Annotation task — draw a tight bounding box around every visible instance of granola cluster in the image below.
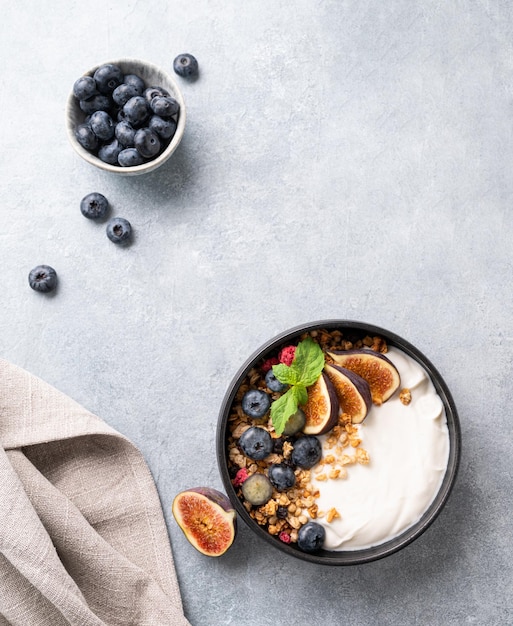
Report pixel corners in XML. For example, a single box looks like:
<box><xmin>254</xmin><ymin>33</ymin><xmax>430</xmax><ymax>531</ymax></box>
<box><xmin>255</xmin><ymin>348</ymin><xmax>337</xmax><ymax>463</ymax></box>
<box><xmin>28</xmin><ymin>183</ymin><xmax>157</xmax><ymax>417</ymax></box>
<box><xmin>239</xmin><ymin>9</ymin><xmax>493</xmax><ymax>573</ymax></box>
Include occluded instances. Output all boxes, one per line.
<box><xmin>226</xmin><ymin>329</ymin><xmax>388</xmax><ymax>545</ymax></box>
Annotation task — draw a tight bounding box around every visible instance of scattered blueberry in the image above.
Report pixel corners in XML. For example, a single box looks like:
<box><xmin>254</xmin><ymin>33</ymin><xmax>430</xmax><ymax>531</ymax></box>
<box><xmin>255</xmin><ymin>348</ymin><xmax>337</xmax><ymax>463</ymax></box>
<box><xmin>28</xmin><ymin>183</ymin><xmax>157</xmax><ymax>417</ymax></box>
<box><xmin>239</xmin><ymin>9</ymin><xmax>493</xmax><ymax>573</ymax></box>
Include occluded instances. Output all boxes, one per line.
<box><xmin>89</xmin><ymin>110</ymin><xmax>115</xmax><ymax>141</ymax></box>
<box><xmin>98</xmin><ymin>138</ymin><xmax>123</xmax><ymax>165</ymax></box>
<box><xmin>173</xmin><ymin>53</ymin><xmax>199</xmax><ymax>78</ymax></box>
<box><xmin>28</xmin><ymin>265</ymin><xmax>57</xmax><ymax>293</ymax></box>
<box><xmin>297</xmin><ymin>522</ymin><xmax>326</xmax><ymax>553</ymax></box>
<box><xmin>276</xmin><ymin>506</ymin><xmax>289</xmax><ymax>519</ymax></box>
<box><xmin>265</xmin><ymin>369</ymin><xmax>287</xmax><ymax>393</ymax></box>
<box><xmin>93</xmin><ymin>63</ymin><xmax>123</xmax><ymax>94</ymax></box>
<box><xmin>238</xmin><ymin>426</ymin><xmax>273</xmax><ymax>460</ymax></box>
<box><xmin>241</xmin><ymin>389</ymin><xmax>271</xmax><ymax>419</ymax></box>
<box><xmin>80</xmin><ymin>192</ymin><xmax>109</xmax><ymax>220</ymax></box>
<box><xmin>106</xmin><ymin>217</ymin><xmax>132</xmax><ymax>244</ymax></box>
<box><xmin>282</xmin><ymin>408</ymin><xmax>306</xmax><ymax>436</ymax></box>
<box><xmin>75</xmin><ymin>123</ymin><xmax>98</xmax><ymax>151</ymax></box>
<box><xmin>134</xmin><ymin>128</ymin><xmax>161</xmax><ymax>158</ymax></box>
<box><xmin>291</xmin><ymin>436</ymin><xmax>322</xmax><ymax>469</ymax></box>
<box><xmin>150</xmin><ymin>95</ymin><xmax>180</xmax><ymax>117</ymax></box>
<box><xmin>268</xmin><ymin>463</ymin><xmax>296</xmax><ymax>491</ymax></box>
<box><xmin>118</xmin><ymin>147</ymin><xmax>144</xmax><ymax>167</ymax></box>
<box><xmin>73</xmin><ymin>76</ymin><xmax>97</xmax><ymax>100</ymax></box>
<box><xmin>241</xmin><ymin>473</ymin><xmax>273</xmax><ymax>506</ymax></box>
<box><xmin>149</xmin><ymin>115</ymin><xmax>177</xmax><ymax>140</ymax></box>
<box><xmin>115</xmin><ymin>121</ymin><xmax>136</xmax><ymax>147</ymax></box>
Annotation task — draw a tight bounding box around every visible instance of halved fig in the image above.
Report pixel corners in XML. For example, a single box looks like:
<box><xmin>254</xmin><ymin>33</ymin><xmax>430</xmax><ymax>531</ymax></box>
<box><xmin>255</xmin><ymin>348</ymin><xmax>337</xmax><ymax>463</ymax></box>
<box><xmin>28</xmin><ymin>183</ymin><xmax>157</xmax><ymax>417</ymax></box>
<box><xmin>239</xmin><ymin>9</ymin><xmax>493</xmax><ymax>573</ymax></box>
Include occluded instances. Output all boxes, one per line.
<box><xmin>172</xmin><ymin>487</ymin><xmax>237</xmax><ymax>557</ymax></box>
<box><xmin>323</xmin><ymin>363</ymin><xmax>372</xmax><ymax>423</ymax></box>
<box><xmin>326</xmin><ymin>349</ymin><xmax>400</xmax><ymax>405</ymax></box>
<box><xmin>303</xmin><ymin>372</ymin><xmax>339</xmax><ymax>435</ymax></box>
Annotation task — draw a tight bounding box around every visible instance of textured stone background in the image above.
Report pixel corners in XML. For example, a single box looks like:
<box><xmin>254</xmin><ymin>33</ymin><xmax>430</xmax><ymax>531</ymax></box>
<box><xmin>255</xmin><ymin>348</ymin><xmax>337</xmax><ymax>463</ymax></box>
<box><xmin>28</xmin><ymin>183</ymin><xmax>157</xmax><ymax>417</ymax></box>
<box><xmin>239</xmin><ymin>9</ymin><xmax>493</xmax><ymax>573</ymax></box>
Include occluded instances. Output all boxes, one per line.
<box><xmin>2</xmin><ymin>1</ymin><xmax>512</xmax><ymax>624</ymax></box>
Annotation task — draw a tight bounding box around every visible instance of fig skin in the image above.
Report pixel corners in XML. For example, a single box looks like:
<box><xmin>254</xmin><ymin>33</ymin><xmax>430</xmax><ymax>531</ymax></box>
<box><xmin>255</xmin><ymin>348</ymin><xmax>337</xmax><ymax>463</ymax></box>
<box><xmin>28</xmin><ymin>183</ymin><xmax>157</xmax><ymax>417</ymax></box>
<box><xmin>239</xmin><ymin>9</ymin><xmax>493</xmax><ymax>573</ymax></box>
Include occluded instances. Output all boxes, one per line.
<box><xmin>303</xmin><ymin>372</ymin><xmax>339</xmax><ymax>435</ymax></box>
<box><xmin>172</xmin><ymin>487</ymin><xmax>237</xmax><ymax>557</ymax></box>
<box><xmin>323</xmin><ymin>363</ymin><xmax>372</xmax><ymax>424</ymax></box>
<box><xmin>327</xmin><ymin>349</ymin><xmax>400</xmax><ymax>405</ymax></box>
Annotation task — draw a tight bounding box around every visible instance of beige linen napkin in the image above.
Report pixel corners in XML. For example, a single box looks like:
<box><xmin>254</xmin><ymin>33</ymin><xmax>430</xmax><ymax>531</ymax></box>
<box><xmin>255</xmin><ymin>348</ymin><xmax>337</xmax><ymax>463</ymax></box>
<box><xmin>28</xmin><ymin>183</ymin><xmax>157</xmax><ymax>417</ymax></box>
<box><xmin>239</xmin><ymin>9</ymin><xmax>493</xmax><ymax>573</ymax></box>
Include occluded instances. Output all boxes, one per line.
<box><xmin>0</xmin><ymin>358</ymin><xmax>191</xmax><ymax>626</ymax></box>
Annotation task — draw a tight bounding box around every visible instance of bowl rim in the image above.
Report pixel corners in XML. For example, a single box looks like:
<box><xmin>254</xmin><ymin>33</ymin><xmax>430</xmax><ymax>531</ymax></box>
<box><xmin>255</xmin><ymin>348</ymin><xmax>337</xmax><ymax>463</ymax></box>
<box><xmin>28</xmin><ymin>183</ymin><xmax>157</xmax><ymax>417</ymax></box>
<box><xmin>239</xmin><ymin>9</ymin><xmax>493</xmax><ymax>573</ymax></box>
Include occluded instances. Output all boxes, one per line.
<box><xmin>66</xmin><ymin>57</ymin><xmax>186</xmax><ymax>176</ymax></box>
<box><xmin>216</xmin><ymin>319</ymin><xmax>462</xmax><ymax>565</ymax></box>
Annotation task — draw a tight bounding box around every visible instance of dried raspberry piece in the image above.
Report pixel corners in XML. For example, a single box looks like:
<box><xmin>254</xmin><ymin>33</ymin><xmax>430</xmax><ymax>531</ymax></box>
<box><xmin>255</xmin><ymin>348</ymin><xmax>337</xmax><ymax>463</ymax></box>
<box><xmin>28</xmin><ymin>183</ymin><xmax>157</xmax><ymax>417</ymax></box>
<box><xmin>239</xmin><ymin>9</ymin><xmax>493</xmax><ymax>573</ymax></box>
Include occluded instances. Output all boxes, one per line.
<box><xmin>278</xmin><ymin>531</ymin><xmax>291</xmax><ymax>544</ymax></box>
<box><xmin>232</xmin><ymin>468</ymin><xmax>249</xmax><ymax>487</ymax></box>
<box><xmin>278</xmin><ymin>346</ymin><xmax>296</xmax><ymax>366</ymax></box>
<box><xmin>261</xmin><ymin>357</ymin><xmax>279</xmax><ymax>372</ymax></box>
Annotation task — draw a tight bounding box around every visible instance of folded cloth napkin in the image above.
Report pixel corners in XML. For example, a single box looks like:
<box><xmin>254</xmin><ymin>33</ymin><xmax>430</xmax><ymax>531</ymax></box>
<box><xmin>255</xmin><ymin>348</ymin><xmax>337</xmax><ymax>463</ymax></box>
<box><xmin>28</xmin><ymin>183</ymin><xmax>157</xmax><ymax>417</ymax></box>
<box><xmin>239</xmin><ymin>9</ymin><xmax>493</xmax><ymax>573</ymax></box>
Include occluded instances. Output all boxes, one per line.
<box><xmin>0</xmin><ymin>358</ymin><xmax>191</xmax><ymax>626</ymax></box>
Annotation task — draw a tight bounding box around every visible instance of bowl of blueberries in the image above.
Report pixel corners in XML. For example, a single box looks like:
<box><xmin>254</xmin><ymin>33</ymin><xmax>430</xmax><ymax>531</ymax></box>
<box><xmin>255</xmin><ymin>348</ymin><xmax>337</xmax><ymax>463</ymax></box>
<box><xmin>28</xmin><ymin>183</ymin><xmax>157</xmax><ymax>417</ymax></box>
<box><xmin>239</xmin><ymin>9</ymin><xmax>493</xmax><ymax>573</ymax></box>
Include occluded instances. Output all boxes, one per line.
<box><xmin>66</xmin><ymin>58</ymin><xmax>186</xmax><ymax>175</ymax></box>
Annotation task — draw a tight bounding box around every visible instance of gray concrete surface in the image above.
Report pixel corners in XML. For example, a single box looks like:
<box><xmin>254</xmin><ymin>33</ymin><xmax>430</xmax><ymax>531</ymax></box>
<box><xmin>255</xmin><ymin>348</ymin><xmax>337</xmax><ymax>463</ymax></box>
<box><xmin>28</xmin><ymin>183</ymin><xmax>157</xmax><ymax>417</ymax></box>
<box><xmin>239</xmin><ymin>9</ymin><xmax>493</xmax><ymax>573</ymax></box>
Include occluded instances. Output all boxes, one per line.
<box><xmin>1</xmin><ymin>1</ymin><xmax>512</xmax><ymax>624</ymax></box>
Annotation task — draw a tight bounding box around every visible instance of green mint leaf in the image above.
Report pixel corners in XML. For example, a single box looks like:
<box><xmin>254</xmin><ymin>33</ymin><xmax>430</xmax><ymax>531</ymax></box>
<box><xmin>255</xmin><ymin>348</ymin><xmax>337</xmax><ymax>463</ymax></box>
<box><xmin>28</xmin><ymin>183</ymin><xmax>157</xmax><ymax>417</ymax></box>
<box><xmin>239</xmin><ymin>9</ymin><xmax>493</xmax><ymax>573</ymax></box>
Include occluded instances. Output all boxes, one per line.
<box><xmin>272</xmin><ymin>363</ymin><xmax>298</xmax><ymax>385</ymax></box>
<box><xmin>289</xmin><ymin>337</ymin><xmax>325</xmax><ymax>387</ymax></box>
<box><xmin>294</xmin><ymin>382</ymin><xmax>308</xmax><ymax>406</ymax></box>
<box><xmin>271</xmin><ymin>387</ymin><xmax>299</xmax><ymax>435</ymax></box>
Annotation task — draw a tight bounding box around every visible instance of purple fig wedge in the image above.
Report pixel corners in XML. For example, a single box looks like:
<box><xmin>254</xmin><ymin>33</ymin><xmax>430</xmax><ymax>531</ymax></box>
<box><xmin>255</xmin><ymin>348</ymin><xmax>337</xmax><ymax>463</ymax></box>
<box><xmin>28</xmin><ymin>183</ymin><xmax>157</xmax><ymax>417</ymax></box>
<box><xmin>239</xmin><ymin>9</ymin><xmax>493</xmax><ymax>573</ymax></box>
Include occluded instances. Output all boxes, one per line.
<box><xmin>172</xmin><ymin>487</ymin><xmax>237</xmax><ymax>556</ymax></box>
<box><xmin>303</xmin><ymin>372</ymin><xmax>339</xmax><ymax>435</ymax></box>
<box><xmin>326</xmin><ymin>349</ymin><xmax>400</xmax><ymax>405</ymax></box>
<box><xmin>323</xmin><ymin>363</ymin><xmax>372</xmax><ymax>424</ymax></box>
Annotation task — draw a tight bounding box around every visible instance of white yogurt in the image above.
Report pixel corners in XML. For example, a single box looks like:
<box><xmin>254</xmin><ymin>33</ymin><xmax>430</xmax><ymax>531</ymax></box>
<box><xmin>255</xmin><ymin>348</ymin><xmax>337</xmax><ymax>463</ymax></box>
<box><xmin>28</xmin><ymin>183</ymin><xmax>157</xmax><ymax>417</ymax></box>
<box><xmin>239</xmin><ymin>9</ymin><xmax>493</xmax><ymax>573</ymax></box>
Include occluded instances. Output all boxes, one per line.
<box><xmin>311</xmin><ymin>347</ymin><xmax>450</xmax><ymax>551</ymax></box>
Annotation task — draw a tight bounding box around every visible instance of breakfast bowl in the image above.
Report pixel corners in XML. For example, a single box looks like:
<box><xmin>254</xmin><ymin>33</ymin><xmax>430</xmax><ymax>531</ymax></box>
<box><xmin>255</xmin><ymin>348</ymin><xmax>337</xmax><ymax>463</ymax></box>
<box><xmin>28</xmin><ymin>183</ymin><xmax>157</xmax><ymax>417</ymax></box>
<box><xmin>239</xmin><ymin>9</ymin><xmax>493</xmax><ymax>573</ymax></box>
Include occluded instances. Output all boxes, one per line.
<box><xmin>66</xmin><ymin>58</ymin><xmax>186</xmax><ymax>176</ymax></box>
<box><xmin>216</xmin><ymin>320</ymin><xmax>461</xmax><ymax>565</ymax></box>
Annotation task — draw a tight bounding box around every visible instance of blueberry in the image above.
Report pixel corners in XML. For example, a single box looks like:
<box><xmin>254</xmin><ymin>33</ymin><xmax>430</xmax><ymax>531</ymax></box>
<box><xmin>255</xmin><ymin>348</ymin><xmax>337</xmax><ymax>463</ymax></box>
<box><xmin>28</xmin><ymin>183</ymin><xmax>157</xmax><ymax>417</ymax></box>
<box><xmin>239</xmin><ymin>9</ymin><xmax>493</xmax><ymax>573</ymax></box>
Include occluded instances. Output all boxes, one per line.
<box><xmin>268</xmin><ymin>463</ymin><xmax>296</xmax><ymax>491</ymax></box>
<box><xmin>112</xmin><ymin>83</ymin><xmax>140</xmax><ymax>107</ymax></box>
<box><xmin>149</xmin><ymin>115</ymin><xmax>177</xmax><ymax>140</ymax></box>
<box><xmin>123</xmin><ymin>96</ymin><xmax>150</xmax><ymax>126</ymax></box>
<box><xmin>149</xmin><ymin>95</ymin><xmax>179</xmax><ymax>117</ymax></box>
<box><xmin>297</xmin><ymin>522</ymin><xmax>326</xmax><ymax>553</ymax></box>
<box><xmin>291</xmin><ymin>436</ymin><xmax>322</xmax><ymax>469</ymax></box>
<box><xmin>80</xmin><ymin>192</ymin><xmax>109</xmax><ymax>220</ymax></box>
<box><xmin>238</xmin><ymin>426</ymin><xmax>273</xmax><ymax>460</ymax></box>
<box><xmin>79</xmin><ymin>94</ymin><xmax>111</xmax><ymax>115</ymax></box>
<box><xmin>241</xmin><ymin>473</ymin><xmax>273</xmax><ymax>506</ymax></box>
<box><xmin>241</xmin><ymin>389</ymin><xmax>271</xmax><ymax>419</ymax></box>
<box><xmin>282</xmin><ymin>408</ymin><xmax>306</xmax><ymax>436</ymax></box>
<box><xmin>276</xmin><ymin>506</ymin><xmax>288</xmax><ymax>519</ymax></box>
<box><xmin>28</xmin><ymin>265</ymin><xmax>57</xmax><ymax>293</ymax></box>
<box><xmin>75</xmin><ymin>123</ymin><xmax>98</xmax><ymax>151</ymax></box>
<box><xmin>143</xmin><ymin>86</ymin><xmax>170</xmax><ymax>104</ymax></box>
<box><xmin>73</xmin><ymin>75</ymin><xmax>97</xmax><ymax>100</ymax></box>
<box><xmin>134</xmin><ymin>128</ymin><xmax>161</xmax><ymax>158</ymax></box>
<box><xmin>118</xmin><ymin>148</ymin><xmax>144</xmax><ymax>167</ymax></box>
<box><xmin>89</xmin><ymin>110</ymin><xmax>115</xmax><ymax>141</ymax></box>
<box><xmin>173</xmin><ymin>53</ymin><xmax>199</xmax><ymax>78</ymax></box>
<box><xmin>98</xmin><ymin>138</ymin><xmax>123</xmax><ymax>165</ymax></box>
<box><xmin>106</xmin><ymin>217</ymin><xmax>132</xmax><ymax>244</ymax></box>
<box><xmin>115</xmin><ymin>121</ymin><xmax>136</xmax><ymax>147</ymax></box>
<box><xmin>265</xmin><ymin>369</ymin><xmax>287</xmax><ymax>393</ymax></box>
<box><xmin>93</xmin><ymin>63</ymin><xmax>123</xmax><ymax>94</ymax></box>
<box><xmin>123</xmin><ymin>73</ymin><xmax>146</xmax><ymax>94</ymax></box>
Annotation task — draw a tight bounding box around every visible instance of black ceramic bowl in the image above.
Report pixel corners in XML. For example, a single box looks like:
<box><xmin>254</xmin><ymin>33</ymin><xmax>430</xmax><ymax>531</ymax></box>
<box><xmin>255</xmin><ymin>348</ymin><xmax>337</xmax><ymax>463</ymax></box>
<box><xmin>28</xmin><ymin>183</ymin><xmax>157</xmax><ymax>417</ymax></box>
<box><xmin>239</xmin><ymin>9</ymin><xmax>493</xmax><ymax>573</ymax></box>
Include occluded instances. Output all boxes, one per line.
<box><xmin>216</xmin><ymin>320</ymin><xmax>461</xmax><ymax>565</ymax></box>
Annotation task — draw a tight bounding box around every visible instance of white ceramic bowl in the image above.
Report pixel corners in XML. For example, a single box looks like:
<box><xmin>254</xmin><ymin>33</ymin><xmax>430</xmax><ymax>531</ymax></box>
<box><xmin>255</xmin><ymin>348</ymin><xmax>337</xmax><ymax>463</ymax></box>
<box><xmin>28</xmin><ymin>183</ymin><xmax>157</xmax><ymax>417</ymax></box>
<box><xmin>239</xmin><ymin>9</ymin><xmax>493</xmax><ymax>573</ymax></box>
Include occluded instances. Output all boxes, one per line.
<box><xmin>66</xmin><ymin>58</ymin><xmax>186</xmax><ymax>176</ymax></box>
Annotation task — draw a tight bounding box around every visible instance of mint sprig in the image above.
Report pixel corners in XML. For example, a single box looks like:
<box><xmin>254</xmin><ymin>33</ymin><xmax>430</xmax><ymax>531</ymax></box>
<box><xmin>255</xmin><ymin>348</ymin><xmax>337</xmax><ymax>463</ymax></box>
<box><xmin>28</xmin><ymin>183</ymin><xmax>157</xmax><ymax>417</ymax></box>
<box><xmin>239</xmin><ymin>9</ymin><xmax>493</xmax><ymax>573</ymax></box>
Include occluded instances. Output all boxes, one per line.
<box><xmin>270</xmin><ymin>338</ymin><xmax>325</xmax><ymax>435</ymax></box>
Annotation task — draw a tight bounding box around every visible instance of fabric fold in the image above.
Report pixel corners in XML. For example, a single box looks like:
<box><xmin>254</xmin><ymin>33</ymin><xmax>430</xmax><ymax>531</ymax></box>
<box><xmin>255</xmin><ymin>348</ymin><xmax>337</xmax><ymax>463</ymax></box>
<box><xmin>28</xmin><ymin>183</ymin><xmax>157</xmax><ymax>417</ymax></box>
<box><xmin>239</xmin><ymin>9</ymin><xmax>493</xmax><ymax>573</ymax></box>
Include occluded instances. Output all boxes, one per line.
<box><xmin>0</xmin><ymin>358</ymin><xmax>190</xmax><ymax>626</ymax></box>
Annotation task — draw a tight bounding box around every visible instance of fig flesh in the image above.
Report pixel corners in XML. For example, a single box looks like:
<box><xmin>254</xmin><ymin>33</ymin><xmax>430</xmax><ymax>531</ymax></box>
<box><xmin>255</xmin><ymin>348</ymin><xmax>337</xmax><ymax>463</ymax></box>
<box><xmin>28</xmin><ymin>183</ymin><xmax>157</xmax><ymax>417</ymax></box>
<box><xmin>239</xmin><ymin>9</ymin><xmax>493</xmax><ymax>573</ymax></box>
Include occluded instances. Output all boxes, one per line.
<box><xmin>303</xmin><ymin>372</ymin><xmax>339</xmax><ymax>435</ymax></box>
<box><xmin>172</xmin><ymin>487</ymin><xmax>236</xmax><ymax>557</ymax></box>
<box><xmin>326</xmin><ymin>349</ymin><xmax>400</xmax><ymax>405</ymax></box>
<box><xmin>323</xmin><ymin>363</ymin><xmax>372</xmax><ymax>424</ymax></box>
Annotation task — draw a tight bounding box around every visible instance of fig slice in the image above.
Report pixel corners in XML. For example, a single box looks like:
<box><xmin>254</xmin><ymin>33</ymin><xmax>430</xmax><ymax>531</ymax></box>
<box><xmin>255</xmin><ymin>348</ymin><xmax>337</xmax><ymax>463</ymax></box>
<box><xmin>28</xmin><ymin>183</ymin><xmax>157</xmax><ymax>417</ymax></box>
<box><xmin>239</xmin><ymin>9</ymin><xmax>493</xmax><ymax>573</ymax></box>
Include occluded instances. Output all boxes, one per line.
<box><xmin>303</xmin><ymin>372</ymin><xmax>339</xmax><ymax>435</ymax></box>
<box><xmin>326</xmin><ymin>349</ymin><xmax>400</xmax><ymax>405</ymax></box>
<box><xmin>323</xmin><ymin>363</ymin><xmax>372</xmax><ymax>424</ymax></box>
<box><xmin>172</xmin><ymin>487</ymin><xmax>237</xmax><ymax>557</ymax></box>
